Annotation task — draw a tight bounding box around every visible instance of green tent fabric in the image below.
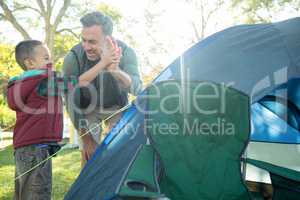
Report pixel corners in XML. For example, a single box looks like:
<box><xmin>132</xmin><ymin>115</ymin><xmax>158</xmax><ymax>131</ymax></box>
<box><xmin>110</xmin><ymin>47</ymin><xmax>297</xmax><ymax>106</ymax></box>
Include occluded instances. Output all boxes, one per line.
<box><xmin>145</xmin><ymin>80</ymin><xmax>251</xmax><ymax>200</ymax></box>
<box><xmin>116</xmin><ymin>80</ymin><xmax>300</xmax><ymax>200</ymax></box>
<box><xmin>246</xmin><ymin>158</ymin><xmax>300</xmax><ymax>200</ymax></box>
<box><xmin>117</xmin><ymin>144</ymin><xmax>163</xmax><ymax>199</ymax></box>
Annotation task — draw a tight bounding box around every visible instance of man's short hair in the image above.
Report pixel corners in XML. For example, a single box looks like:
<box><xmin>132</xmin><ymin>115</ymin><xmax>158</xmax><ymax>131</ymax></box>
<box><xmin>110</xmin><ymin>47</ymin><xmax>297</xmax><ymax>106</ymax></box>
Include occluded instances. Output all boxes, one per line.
<box><xmin>15</xmin><ymin>40</ymin><xmax>42</xmax><ymax>70</ymax></box>
<box><xmin>80</xmin><ymin>11</ymin><xmax>113</xmax><ymax>35</ymax></box>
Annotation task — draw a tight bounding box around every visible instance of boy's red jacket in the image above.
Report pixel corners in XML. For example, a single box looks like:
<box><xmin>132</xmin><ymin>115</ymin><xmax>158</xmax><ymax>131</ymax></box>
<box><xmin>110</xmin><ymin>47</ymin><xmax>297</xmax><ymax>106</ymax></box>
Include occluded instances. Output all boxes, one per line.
<box><xmin>7</xmin><ymin>69</ymin><xmax>63</xmax><ymax>149</ymax></box>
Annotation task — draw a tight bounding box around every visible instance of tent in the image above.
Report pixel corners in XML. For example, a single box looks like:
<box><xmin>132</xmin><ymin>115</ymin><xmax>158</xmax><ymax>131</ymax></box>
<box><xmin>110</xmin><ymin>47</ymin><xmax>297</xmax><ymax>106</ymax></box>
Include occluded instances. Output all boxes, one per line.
<box><xmin>64</xmin><ymin>18</ymin><xmax>300</xmax><ymax>200</ymax></box>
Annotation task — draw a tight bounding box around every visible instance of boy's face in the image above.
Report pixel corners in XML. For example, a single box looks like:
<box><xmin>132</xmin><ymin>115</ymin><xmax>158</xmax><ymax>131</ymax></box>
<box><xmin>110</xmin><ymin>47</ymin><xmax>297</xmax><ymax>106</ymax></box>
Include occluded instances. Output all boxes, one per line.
<box><xmin>25</xmin><ymin>44</ymin><xmax>52</xmax><ymax>70</ymax></box>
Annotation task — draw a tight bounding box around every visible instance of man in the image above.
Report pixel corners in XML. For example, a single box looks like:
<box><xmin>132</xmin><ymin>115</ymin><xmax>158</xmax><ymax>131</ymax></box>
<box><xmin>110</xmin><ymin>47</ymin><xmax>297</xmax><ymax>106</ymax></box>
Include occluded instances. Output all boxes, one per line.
<box><xmin>63</xmin><ymin>11</ymin><xmax>142</xmax><ymax>166</ymax></box>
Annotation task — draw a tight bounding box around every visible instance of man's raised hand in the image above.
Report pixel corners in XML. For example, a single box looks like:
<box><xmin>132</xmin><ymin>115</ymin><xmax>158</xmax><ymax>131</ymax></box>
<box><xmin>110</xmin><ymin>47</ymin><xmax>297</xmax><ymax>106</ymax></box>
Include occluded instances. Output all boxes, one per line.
<box><xmin>100</xmin><ymin>36</ymin><xmax>120</xmax><ymax>67</ymax></box>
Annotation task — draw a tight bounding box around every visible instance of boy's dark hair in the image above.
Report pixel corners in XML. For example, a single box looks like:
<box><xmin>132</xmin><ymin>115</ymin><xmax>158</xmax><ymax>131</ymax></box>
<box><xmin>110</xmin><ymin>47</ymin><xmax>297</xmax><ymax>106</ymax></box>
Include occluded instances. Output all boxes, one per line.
<box><xmin>80</xmin><ymin>11</ymin><xmax>113</xmax><ymax>35</ymax></box>
<box><xmin>15</xmin><ymin>40</ymin><xmax>42</xmax><ymax>70</ymax></box>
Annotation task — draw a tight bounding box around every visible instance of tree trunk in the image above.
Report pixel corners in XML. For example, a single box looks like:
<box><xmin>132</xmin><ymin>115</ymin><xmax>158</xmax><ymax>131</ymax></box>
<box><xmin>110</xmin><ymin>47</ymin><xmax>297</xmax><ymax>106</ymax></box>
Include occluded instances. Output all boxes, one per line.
<box><xmin>45</xmin><ymin>27</ymin><xmax>55</xmax><ymax>59</ymax></box>
<box><xmin>0</xmin><ymin>1</ymin><xmax>31</xmax><ymax>39</ymax></box>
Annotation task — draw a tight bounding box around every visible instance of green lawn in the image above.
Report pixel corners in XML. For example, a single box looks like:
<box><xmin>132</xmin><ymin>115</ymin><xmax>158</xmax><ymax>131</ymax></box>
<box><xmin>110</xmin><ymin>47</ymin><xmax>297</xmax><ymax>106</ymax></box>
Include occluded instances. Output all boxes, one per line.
<box><xmin>0</xmin><ymin>145</ymin><xmax>81</xmax><ymax>200</ymax></box>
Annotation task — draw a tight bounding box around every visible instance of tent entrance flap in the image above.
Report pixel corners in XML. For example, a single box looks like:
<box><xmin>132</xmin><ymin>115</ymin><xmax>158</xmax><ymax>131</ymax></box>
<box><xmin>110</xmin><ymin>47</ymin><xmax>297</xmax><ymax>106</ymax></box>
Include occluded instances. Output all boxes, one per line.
<box><xmin>145</xmin><ymin>80</ymin><xmax>251</xmax><ymax>200</ymax></box>
<box><xmin>117</xmin><ymin>144</ymin><xmax>163</xmax><ymax>199</ymax></box>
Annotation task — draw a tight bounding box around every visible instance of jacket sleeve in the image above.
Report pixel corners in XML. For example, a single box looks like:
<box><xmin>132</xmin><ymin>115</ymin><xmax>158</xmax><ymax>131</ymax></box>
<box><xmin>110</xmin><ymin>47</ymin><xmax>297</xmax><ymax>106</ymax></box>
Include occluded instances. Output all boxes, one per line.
<box><xmin>7</xmin><ymin>79</ymin><xmax>34</xmax><ymax>111</ymax></box>
<box><xmin>62</xmin><ymin>52</ymin><xmax>86</xmax><ymax>130</ymax></box>
<box><xmin>120</xmin><ymin>46</ymin><xmax>143</xmax><ymax>96</ymax></box>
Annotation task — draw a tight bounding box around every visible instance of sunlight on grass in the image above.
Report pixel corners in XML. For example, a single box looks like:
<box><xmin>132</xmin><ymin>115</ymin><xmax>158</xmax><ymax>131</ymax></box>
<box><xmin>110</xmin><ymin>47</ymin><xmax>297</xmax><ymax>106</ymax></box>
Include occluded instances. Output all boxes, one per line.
<box><xmin>52</xmin><ymin>148</ymin><xmax>81</xmax><ymax>200</ymax></box>
<box><xmin>0</xmin><ymin>145</ymin><xmax>81</xmax><ymax>200</ymax></box>
<box><xmin>0</xmin><ymin>165</ymin><xmax>14</xmax><ymax>200</ymax></box>
<box><xmin>0</xmin><ymin>145</ymin><xmax>14</xmax><ymax>200</ymax></box>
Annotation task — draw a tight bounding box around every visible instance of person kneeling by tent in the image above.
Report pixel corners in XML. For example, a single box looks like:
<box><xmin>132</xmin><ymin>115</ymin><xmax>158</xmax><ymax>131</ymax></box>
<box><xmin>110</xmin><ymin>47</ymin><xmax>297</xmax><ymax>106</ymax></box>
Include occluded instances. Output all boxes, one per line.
<box><xmin>62</xmin><ymin>11</ymin><xmax>142</xmax><ymax>167</ymax></box>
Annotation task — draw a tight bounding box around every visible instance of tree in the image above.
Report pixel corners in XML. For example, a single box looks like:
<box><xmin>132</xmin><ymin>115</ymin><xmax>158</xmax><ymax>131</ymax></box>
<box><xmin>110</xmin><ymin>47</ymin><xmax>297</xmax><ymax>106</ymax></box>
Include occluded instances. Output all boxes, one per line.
<box><xmin>184</xmin><ymin>0</ymin><xmax>225</xmax><ymax>42</ymax></box>
<box><xmin>133</xmin><ymin>0</ymin><xmax>227</xmax><ymax>85</ymax></box>
<box><xmin>0</xmin><ymin>0</ymin><xmax>98</xmax><ymax>62</ymax></box>
<box><xmin>0</xmin><ymin>43</ymin><xmax>21</xmax><ymax>129</ymax></box>
<box><xmin>0</xmin><ymin>44</ymin><xmax>21</xmax><ymax>78</ymax></box>
<box><xmin>231</xmin><ymin>0</ymin><xmax>300</xmax><ymax>23</ymax></box>
<box><xmin>0</xmin><ymin>0</ymin><xmax>126</xmax><ymax>69</ymax></box>
<box><xmin>142</xmin><ymin>0</ymin><xmax>167</xmax><ymax>68</ymax></box>
<box><xmin>53</xmin><ymin>33</ymin><xmax>79</xmax><ymax>70</ymax></box>
<box><xmin>97</xmin><ymin>2</ymin><xmax>122</xmax><ymax>26</ymax></box>
<box><xmin>0</xmin><ymin>1</ymin><xmax>125</xmax><ymax>129</ymax></box>
<box><xmin>0</xmin><ymin>0</ymin><xmax>74</xmax><ymax>57</ymax></box>
<box><xmin>0</xmin><ymin>43</ymin><xmax>19</xmax><ymax>99</ymax></box>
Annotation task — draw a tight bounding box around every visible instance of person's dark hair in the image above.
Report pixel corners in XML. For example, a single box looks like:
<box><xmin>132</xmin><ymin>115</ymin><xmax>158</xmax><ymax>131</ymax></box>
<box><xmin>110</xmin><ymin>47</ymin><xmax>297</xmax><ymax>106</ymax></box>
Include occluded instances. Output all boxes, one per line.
<box><xmin>15</xmin><ymin>40</ymin><xmax>42</xmax><ymax>70</ymax></box>
<box><xmin>80</xmin><ymin>11</ymin><xmax>113</xmax><ymax>35</ymax></box>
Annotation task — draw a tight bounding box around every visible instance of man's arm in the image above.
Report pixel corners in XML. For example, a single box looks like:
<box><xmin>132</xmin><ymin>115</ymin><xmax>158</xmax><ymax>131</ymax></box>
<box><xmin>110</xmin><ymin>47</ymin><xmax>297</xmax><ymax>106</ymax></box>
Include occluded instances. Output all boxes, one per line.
<box><xmin>78</xmin><ymin>37</ymin><xmax>120</xmax><ymax>87</ymax></box>
<box><xmin>78</xmin><ymin>54</ymin><xmax>118</xmax><ymax>87</ymax></box>
<box><xmin>108</xmin><ymin>45</ymin><xmax>142</xmax><ymax>95</ymax></box>
<box><xmin>107</xmin><ymin>64</ymin><xmax>132</xmax><ymax>89</ymax></box>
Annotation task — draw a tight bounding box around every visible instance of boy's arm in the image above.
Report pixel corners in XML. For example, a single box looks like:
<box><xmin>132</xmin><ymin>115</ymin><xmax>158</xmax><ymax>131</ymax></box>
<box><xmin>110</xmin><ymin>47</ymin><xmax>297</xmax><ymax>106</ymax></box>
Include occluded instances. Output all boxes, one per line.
<box><xmin>7</xmin><ymin>82</ymin><xmax>25</xmax><ymax>111</ymax></box>
<box><xmin>7</xmin><ymin>76</ymin><xmax>45</xmax><ymax>111</ymax></box>
<box><xmin>77</xmin><ymin>60</ymin><xmax>106</xmax><ymax>87</ymax></box>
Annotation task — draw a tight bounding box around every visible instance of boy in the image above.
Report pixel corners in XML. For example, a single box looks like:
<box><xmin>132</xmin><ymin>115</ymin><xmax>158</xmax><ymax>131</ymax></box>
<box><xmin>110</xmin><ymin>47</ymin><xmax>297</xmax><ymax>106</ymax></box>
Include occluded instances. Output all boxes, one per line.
<box><xmin>7</xmin><ymin>38</ymin><xmax>119</xmax><ymax>200</ymax></box>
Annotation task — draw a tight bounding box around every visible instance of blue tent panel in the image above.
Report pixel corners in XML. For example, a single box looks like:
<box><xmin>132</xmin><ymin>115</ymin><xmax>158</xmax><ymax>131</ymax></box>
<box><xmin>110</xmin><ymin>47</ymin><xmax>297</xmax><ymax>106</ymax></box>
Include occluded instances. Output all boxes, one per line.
<box><xmin>251</xmin><ymin>103</ymin><xmax>300</xmax><ymax>144</ymax></box>
<box><xmin>65</xmin><ymin>18</ymin><xmax>300</xmax><ymax>200</ymax></box>
<box><xmin>153</xmin><ymin>18</ymin><xmax>300</xmax><ymax>102</ymax></box>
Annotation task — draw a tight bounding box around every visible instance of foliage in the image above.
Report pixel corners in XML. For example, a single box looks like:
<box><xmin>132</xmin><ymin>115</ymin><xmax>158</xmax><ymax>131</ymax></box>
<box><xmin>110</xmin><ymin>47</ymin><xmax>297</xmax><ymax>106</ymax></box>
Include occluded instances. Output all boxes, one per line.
<box><xmin>0</xmin><ymin>1</ymin><xmax>127</xmax><ymax>129</ymax></box>
<box><xmin>0</xmin><ymin>102</ymin><xmax>15</xmax><ymax>130</ymax></box>
<box><xmin>0</xmin><ymin>44</ymin><xmax>22</xmax><ymax>78</ymax></box>
<box><xmin>0</xmin><ymin>0</ymin><xmax>81</xmax><ymax>57</ymax></box>
<box><xmin>184</xmin><ymin>0</ymin><xmax>225</xmax><ymax>42</ymax></box>
<box><xmin>97</xmin><ymin>2</ymin><xmax>123</xmax><ymax>25</ymax></box>
<box><xmin>0</xmin><ymin>44</ymin><xmax>20</xmax><ymax>129</ymax></box>
<box><xmin>231</xmin><ymin>0</ymin><xmax>300</xmax><ymax>23</ymax></box>
<box><xmin>53</xmin><ymin>33</ymin><xmax>79</xmax><ymax>71</ymax></box>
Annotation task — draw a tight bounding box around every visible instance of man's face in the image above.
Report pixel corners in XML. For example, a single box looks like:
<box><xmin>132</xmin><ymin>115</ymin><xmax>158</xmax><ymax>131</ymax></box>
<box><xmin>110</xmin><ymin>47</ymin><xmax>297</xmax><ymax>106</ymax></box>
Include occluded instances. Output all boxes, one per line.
<box><xmin>81</xmin><ymin>25</ymin><xmax>105</xmax><ymax>61</ymax></box>
<box><xmin>26</xmin><ymin>44</ymin><xmax>52</xmax><ymax>70</ymax></box>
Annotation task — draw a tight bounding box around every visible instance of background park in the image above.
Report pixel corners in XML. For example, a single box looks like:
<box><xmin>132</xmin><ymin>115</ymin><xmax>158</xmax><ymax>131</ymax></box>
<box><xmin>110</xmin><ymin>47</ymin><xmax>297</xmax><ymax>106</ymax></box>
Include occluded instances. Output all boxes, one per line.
<box><xmin>0</xmin><ymin>0</ymin><xmax>299</xmax><ymax>199</ymax></box>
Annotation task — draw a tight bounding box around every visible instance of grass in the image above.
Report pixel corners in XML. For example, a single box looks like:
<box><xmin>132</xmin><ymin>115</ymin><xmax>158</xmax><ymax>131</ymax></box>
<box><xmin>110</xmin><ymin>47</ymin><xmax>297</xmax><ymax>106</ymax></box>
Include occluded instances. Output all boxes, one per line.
<box><xmin>0</xmin><ymin>145</ymin><xmax>81</xmax><ymax>200</ymax></box>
